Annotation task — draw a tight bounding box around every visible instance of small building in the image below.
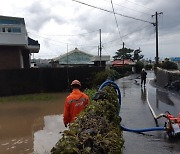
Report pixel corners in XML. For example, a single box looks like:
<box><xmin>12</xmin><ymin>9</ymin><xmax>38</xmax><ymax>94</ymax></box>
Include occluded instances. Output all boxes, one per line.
<box><xmin>112</xmin><ymin>59</ymin><xmax>135</xmax><ymax>72</ymax></box>
<box><xmin>53</xmin><ymin>48</ymin><xmax>110</xmax><ymax>67</ymax></box>
<box><xmin>0</xmin><ymin>15</ymin><xmax>40</xmax><ymax>69</ymax></box>
<box><xmin>91</xmin><ymin>55</ymin><xmax>110</xmax><ymax>67</ymax></box>
<box><xmin>112</xmin><ymin>59</ymin><xmax>135</xmax><ymax>67</ymax></box>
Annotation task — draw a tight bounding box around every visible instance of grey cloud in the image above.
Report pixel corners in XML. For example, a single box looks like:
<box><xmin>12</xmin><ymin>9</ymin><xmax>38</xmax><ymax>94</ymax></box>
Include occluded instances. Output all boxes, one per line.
<box><xmin>26</xmin><ymin>2</ymin><xmax>66</xmax><ymax>31</ymax></box>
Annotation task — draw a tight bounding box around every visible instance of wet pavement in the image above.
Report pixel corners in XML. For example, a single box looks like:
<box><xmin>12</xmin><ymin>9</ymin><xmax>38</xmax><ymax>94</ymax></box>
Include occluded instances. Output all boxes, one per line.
<box><xmin>0</xmin><ymin>71</ymin><xmax>180</xmax><ymax>154</ymax></box>
<box><xmin>117</xmin><ymin>71</ymin><xmax>180</xmax><ymax>154</ymax></box>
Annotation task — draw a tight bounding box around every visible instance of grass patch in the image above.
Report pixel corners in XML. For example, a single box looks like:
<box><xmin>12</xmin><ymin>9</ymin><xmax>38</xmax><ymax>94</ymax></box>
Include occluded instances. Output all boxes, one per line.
<box><xmin>0</xmin><ymin>93</ymin><xmax>60</xmax><ymax>103</ymax></box>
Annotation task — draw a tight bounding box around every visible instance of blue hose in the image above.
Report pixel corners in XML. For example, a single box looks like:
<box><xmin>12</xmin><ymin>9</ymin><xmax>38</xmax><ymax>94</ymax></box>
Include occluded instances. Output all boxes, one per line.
<box><xmin>121</xmin><ymin>126</ymin><xmax>165</xmax><ymax>133</ymax></box>
<box><xmin>98</xmin><ymin>80</ymin><xmax>121</xmax><ymax>109</ymax></box>
<box><xmin>99</xmin><ymin>80</ymin><xmax>166</xmax><ymax>133</ymax></box>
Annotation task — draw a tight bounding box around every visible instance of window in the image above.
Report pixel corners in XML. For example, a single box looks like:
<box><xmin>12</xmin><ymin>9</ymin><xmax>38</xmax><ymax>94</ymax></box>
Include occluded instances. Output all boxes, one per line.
<box><xmin>0</xmin><ymin>27</ymin><xmax>21</xmax><ymax>33</ymax></box>
<box><xmin>12</xmin><ymin>27</ymin><xmax>21</xmax><ymax>33</ymax></box>
<box><xmin>8</xmin><ymin>28</ymin><xmax>12</xmax><ymax>32</ymax></box>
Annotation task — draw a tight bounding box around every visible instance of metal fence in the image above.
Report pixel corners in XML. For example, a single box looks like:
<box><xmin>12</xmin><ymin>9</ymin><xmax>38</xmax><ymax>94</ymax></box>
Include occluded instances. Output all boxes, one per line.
<box><xmin>0</xmin><ymin>67</ymin><xmax>104</xmax><ymax>96</ymax></box>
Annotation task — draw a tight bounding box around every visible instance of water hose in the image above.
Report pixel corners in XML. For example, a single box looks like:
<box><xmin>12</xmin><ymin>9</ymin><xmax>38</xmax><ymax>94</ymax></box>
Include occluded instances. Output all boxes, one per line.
<box><xmin>99</xmin><ymin>80</ymin><xmax>166</xmax><ymax>133</ymax></box>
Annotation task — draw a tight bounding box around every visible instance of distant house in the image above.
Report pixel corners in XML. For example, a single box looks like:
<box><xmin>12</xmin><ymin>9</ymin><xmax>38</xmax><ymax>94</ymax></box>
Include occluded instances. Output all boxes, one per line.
<box><xmin>112</xmin><ymin>59</ymin><xmax>135</xmax><ymax>72</ymax></box>
<box><xmin>91</xmin><ymin>55</ymin><xmax>110</xmax><ymax>67</ymax></box>
<box><xmin>53</xmin><ymin>48</ymin><xmax>110</xmax><ymax>67</ymax></box>
<box><xmin>0</xmin><ymin>15</ymin><xmax>40</xmax><ymax>69</ymax></box>
<box><xmin>112</xmin><ymin>59</ymin><xmax>135</xmax><ymax>67</ymax></box>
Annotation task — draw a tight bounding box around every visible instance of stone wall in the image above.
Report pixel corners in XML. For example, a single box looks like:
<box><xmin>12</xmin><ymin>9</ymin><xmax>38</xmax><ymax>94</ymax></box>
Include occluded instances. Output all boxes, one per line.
<box><xmin>155</xmin><ymin>67</ymin><xmax>180</xmax><ymax>88</ymax></box>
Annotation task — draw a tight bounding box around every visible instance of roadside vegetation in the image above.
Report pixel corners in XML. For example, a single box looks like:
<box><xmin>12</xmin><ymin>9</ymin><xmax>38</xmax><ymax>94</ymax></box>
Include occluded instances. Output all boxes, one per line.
<box><xmin>51</xmin><ymin>86</ymin><xmax>124</xmax><ymax>154</ymax></box>
<box><xmin>91</xmin><ymin>69</ymin><xmax>121</xmax><ymax>87</ymax></box>
<box><xmin>159</xmin><ymin>60</ymin><xmax>178</xmax><ymax>70</ymax></box>
<box><xmin>0</xmin><ymin>93</ymin><xmax>60</xmax><ymax>103</ymax></box>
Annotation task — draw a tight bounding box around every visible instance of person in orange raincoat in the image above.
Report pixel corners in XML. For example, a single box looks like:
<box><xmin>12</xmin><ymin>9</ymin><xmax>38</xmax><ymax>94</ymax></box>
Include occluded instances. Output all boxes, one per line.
<box><xmin>63</xmin><ymin>80</ymin><xmax>89</xmax><ymax>127</ymax></box>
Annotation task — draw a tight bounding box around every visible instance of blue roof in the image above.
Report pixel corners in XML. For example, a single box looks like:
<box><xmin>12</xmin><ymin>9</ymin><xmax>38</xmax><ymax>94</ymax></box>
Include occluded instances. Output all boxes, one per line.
<box><xmin>170</xmin><ymin>57</ymin><xmax>180</xmax><ymax>62</ymax></box>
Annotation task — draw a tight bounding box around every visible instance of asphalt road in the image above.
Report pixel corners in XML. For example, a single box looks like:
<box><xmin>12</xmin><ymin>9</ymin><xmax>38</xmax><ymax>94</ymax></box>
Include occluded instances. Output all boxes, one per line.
<box><xmin>116</xmin><ymin>71</ymin><xmax>180</xmax><ymax>154</ymax></box>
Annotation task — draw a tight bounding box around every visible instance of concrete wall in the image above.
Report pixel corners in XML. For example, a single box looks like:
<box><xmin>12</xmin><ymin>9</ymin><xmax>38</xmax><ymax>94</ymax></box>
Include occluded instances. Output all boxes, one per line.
<box><xmin>155</xmin><ymin>67</ymin><xmax>180</xmax><ymax>88</ymax></box>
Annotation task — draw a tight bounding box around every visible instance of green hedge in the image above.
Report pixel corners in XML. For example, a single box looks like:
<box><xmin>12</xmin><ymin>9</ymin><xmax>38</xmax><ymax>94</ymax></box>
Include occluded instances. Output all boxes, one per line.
<box><xmin>51</xmin><ymin>86</ymin><xmax>124</xmax><ymax>154</ymax></box>
<box><xmin>91</xmin><ymin>69</ymin><xmax>121</xmax><ymax>87</ymax></box>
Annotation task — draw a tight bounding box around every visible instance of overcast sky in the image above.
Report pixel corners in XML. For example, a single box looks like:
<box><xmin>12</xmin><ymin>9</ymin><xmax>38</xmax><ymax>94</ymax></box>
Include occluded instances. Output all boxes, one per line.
<box><xmin>0</xmin><ymin>0</ymin><xmax>180</xmax><ymax>60</ymax></box>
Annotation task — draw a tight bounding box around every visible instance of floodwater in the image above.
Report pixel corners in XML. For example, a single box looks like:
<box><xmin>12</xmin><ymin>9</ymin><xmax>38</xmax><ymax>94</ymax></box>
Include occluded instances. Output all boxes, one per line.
<box><xmin>0</xmin><ymin>71</ymin><xmax>180</xmax><ymax>154</ymax></box>
<box><xmin>0</xmin><ymin>93</ymin><xmax>68</xmax><ymax>154</ymax></box>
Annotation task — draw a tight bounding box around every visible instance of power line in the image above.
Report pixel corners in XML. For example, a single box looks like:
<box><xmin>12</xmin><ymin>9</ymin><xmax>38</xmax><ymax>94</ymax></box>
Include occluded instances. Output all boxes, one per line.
<box><xmin>110</xmin><ymin>0</ymin><xmax>123</xmax><ymax>42</ymax></box>
<box><xmin>72</xmin><ymin>0</ymin><xmax>154</xmax><ymax>24</ymax></box>
<box><xmin>28</xmin><ymin>30</ymin><xmax>99</xmax><ymax>37</ymax></box>
<box><xmin>103</xmin><ymin>0</ymin><xmax>152</xmax><ymax>16</ymax></box>
<box><xmin>125</xmin><ymin>0</ymin><xmax>155</xmax><ymax>12</ymax></box>
<box><xmin>28</xmin><ymin>32</ymin><xmax>98</xmax><ymax>47</ymax></box>
<box><xmin>102</xmin><ymin>24</ymin><xmax>152</xmax><ymax>45</ymax></box>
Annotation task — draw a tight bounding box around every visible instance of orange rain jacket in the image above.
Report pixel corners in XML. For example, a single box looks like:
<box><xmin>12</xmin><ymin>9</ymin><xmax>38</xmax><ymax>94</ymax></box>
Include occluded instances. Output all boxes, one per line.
<box><xmin>63</xmin><ymin>89</ymin><xmax>89</xmax><ymax>125</ymax></box>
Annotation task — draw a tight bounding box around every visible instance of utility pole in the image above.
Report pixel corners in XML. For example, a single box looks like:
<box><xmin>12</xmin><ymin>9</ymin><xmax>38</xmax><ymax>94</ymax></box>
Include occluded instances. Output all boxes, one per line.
<box><xmin>122</xmin><ymin>42</ymin><xmax>125</xmax><ymax>65</ymax></box>
<box><xmin>98</xmin><ymin>45</ymin><xmax>99</xmax><ymax>56</ymax></box>
<box><xmin>67</xmin><ymin>44</ymin><xmax>68</xmax><ymax>66</ymax></box>
<box><xmin>99</xmin><ymin>29</ymin><xmax>102</xmax><ymax>67</ymax></box>
<box><xmin>152</xmin><ymin>12</ymin><xmax>163</xmax><ymax>66</ymax></box>
<box><xmin>66</xmin><ymin>44</ymin><xmax>70</xmax><ymax>90</ymax></box>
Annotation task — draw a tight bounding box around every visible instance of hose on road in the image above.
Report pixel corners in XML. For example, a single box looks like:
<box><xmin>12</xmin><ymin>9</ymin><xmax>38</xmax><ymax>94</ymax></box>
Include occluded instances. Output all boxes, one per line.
<box><xmin>98</xmin><ymin>80</ymin><xmax>166</xmax><ymax>133</ymax></box>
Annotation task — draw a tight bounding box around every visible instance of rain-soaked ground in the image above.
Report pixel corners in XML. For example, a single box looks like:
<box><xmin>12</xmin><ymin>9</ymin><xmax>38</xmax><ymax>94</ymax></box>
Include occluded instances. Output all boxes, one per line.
<box><xmin>118</xmin><ymin>71</ymin><xmax>180</xmax><ymax>154</ymax></box>
<box><xmin>0</xmin><ymin>71</ymin><xmax>180</xmax><ymax>154</ymax></box>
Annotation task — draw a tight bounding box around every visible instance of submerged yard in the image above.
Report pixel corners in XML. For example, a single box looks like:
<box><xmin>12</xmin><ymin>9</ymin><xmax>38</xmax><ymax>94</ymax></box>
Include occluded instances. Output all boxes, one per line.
<box><xmin>0</xmin><ymin>92</ymin><xmax>68</xmax><ymax>154</ymax></box>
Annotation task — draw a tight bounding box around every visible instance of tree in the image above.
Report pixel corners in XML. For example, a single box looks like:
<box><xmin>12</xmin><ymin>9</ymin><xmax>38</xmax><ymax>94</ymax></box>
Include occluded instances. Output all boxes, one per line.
<box><xmin>113</xmin><ymin>47</ymin><xmax>133</xmax><ymax>60</ymax></box>
<box><xmin>133</xmin><ymin>48</ymin><xmax>144</xmax><ymax>61</ymax></box>
<box><xmin>134</xmin><ymin>61</ymin><xmax>144</xmax><ymax>73</ymax></box>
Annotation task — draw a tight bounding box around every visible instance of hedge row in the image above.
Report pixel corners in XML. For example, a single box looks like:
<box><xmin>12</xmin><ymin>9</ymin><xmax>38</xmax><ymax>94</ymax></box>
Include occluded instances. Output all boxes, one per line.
<box><xmin>51</xmin><ymin>86</ymin><xmax>124</xmax><ymax>154</ymax></box>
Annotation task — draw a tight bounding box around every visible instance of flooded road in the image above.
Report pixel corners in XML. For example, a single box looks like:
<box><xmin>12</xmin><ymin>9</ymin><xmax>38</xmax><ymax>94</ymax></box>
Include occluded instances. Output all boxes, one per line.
<box><xmin>118</xmin><ymin>71</ymin><xmax>180</xmax><ymax>154</ymax></box>
<box><xmin>0</xmin><ymin>71</ymin><xmax>180</xmax><ymax>154</ymax></box>
<box><xmin>0</xmin><ymin>93</ymin><xmax>68</xmax><ymax>154</ymax></box>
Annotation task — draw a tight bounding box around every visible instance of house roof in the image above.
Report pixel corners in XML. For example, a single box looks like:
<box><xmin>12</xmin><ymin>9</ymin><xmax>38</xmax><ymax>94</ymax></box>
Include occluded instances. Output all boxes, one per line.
<box><xmin>112</xmin><ymin>59</ymin><xmax>135</xmax><ymax>66</ymax></box>
<box><xmin>54</xmin><ymin>48</ymin><xmax>93</xmax><ymax>60</ymax></box>
<box><xmin>54</xmin><ymin>48</ymin><xmax>94</xmax><ymax>64</ymax></box>
<box><xmin>91</xmin><ymin>55</ymin><xmax>110</xmax><ymax>62</ymax></box>
<box><xmin>170</xmin><ymin>57</ymin><xmax>180</xmax><ymax>62</ymax></box>
<box><xmin>26</xmin><ymin>37</ymin><xmax>40</xmax><ymax>53</ymax></box>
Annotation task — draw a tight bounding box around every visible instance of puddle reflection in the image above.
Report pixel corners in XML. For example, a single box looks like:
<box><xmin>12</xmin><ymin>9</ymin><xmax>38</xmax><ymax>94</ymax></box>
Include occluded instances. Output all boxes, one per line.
<box><xmin>156</xmin><ymin>89</ymin><xmax>174</xmax><ymax>106</ymax></box>
<box><xmin>34</xmin><ymin>114</ymin><xmax>66</xmax><ymax>154</ymax></box>
<box><xmin>0</xmin><ymin>92</ymin><xmax>68</xmax><ymax>154</ymax></box>
<box><xmin>141</xmin><ymin>87</ymin><xmax>147</xmax><ymax>103</ymax></box>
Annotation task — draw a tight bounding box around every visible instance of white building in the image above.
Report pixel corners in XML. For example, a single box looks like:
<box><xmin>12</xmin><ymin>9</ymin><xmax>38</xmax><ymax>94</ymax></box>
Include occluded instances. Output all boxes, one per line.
<box><xmin>0</xmin><ymin>15</ymin><xmax>40</xmax><ymax>69</ymax></box>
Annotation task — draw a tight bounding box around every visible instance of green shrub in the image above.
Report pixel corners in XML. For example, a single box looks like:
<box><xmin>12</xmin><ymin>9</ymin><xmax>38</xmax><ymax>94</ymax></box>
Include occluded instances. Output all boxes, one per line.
<box><xmin>112</xmin><ymin>65</ymin><xmax>132</xmax><ymax>75</ymax></box>
<box><xmin>145</xmin><ymin>64</ymin><xmax>153</xmax><ymax>70</ymax></box>
<box><xmin>51</xmin><ymin>86</ymin><xmax>124</xmax><ymax>154</ymax></box>
<box><xmin>134</xmin><ymin>61</ymin><xmax>144</xmax><ymax>73</ymax></box>
<box><xmin>92</xmin><ymin>69</ymin><xmax>121</xmax><ymax>87</ymax></box>
<box><xmin>159</xmin><ymin>61</ymin><xmax>178</xmax><ymax>70</ymax></box>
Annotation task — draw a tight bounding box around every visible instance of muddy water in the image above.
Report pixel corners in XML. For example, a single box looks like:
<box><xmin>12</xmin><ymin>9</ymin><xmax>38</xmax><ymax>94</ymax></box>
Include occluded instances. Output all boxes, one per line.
<box><xmin>0</xmin><ymin>93</ymin><xmax>68</xmax><ymax>154</ymax></box>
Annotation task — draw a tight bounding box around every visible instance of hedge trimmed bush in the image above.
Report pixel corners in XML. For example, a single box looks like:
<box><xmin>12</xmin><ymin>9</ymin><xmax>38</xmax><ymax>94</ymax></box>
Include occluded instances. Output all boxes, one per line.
<box><xmin>51</xmin><ymin>86</ymin><xmax>124</xmax><ymax>154</ymax></box>
<box><xmin>159</xmin><ymin>61</ymin><xmax>178</xmax><ymax>70</ymax></box>
<box><xmin>92</xmin><ymin>69</ymin><xmax>121</xmax><ymax>87</ymax></box>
